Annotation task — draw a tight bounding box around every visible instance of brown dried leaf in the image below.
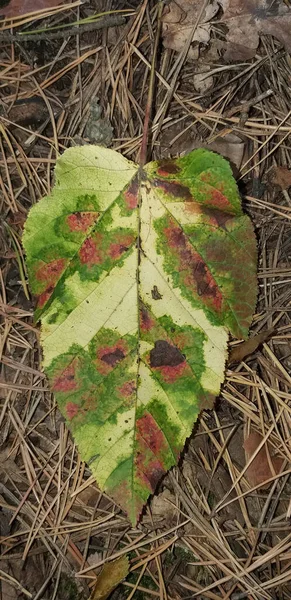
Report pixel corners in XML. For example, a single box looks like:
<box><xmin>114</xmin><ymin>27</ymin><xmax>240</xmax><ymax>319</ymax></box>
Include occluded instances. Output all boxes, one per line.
<box><xmin>0</xmin><ymin>0</ymin><xmax>65</xmax><ymax>18</ymax></box>
<box><xmin>151</xmin><ymin>488</ymin><xmax>178</xmax><ymax>523</ymax></box>
<box><xmin>162</xmin><ymin>0</ymin><xmax>220</xmax><ymax>59</ymax></box>
<box><xmin>243</xmin><ymin>431</ymin><xmax>284</xmax><ymax>489</ymax></box>
<box><xmin>90</xmin><ymin>556</ymin><xmax>129</xmax><ymax>600</ymax></box>
<box><xmin>0</xmin><ymin>450</ymin><xmax>23</xmax><ymax>483</ymax></box>
<box><xmin>229</xmin><ymin>328</ymin><xmax>274</xmax><ymax>363</ymax></box>
<box><xmin>219</xmin><ymin>0</ymin><xmax>291</xmax><ymax>61</ymax></box>
<box><xmin>271</xmin><ymin>166</ymin><xmax>291</xmax><ymax>190</ymax></box>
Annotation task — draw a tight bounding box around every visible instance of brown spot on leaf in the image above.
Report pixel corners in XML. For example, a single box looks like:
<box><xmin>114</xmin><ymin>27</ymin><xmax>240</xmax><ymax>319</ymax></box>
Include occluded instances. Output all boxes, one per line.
<box><xmin>96</xmin><ymin>340</ymin><xmax>128</xmax><ymax>374</ymax></box>
<box><xmin>164</xmin><ymin>220</ymin><xmax>223</xmax><ymax>310</ymax></box>
<box><xmin>150</xmin><ymin>340</ymin><xmax>185</xmax><ymax>368</ymax></box>
<box><xmin>156</xmin><ymin>161</ymin><xmax>181</xmax><ymax>177</ymax></box>
<box><xmin>151</xmin><ymin>285</ymin><xmax>162</xmax><ymax>300</ymax></box>
<box><xmin>203</xmin><ymin>207</ymin><xmax>232</xmax><ymax>230</ymax></box>
<box><xmin>101</xmin><ymin>347</ymin><xmax>125</xmax><ymax>367</ymax></box>
<box><xmin>154</xmin><ymin>178</ymin><xmax>193</xmax><ymax>201</ymax></box>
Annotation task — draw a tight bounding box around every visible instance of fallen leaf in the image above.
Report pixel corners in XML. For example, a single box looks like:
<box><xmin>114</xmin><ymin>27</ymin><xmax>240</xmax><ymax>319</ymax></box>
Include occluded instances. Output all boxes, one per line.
<box><xmin>205</xmin><ymin>133</ymin><xmax>245</xmax><ymax>172</ymax></box>
<box><xmin>0</xmin><ymin>0</ymin><xmax>66</xmax><ymax>18</ymax></box>
<box><xmin>23</xmin><ymin>145</ymin><xmax>257</xmax><ymax>524</ymax></box>
<box><xmin>243</xmin><ymin>431</ymin><xmax>284</xmax><ymax>488</ymax></box>
<box><xmin>271</xmin><ymin>165</ymin><xmax>291</xmax><ymax>190</ymax></box>
<box><xmin>7</xmin><ymin>98</ymin><xmax>49</xmax><ymax>126</ymax></box>
<box><xmin>162</xmin><ymin>0</ymin><xmax>220</xmax><ymax>59</ymax></box>
<box><xmin>0</xmin><ymin>449</ymin><xmax>23</xmax><ymax>483</ymax></box>
<box><xmin>193</xmin><ymin>66</ymin><xmax>214</xmax><ymax>93</ymax></box>
<box><xmin>90</xmin><ymin>556</ymin><xmax>129</xmax><ymax>600</ymax></box>
<box><xmin>151</xmin><ymin>488</ymin><xmax>178</xmax><ymax>522</ymax></box>
<box><xmin>229</xmin><ymin>328</ymin><xmax>274</xmax><ymax>363</ymax></box>
<box><xmin>180</xmin><ymin>133</ymin><xmax>245</xmax><ymax>173</ymax></box>
<box><xmin>218</xmin><ymin>0</ymin><xmax>291</xmax><ymax>61</ymax></box>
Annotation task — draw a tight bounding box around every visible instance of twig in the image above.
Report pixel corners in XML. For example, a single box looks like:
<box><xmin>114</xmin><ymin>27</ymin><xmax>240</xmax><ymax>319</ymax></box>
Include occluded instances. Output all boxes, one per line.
<box><xmin>0</xmin><ymin>15</ymin><xmax>126</xmax><ymax>44</ymax></box>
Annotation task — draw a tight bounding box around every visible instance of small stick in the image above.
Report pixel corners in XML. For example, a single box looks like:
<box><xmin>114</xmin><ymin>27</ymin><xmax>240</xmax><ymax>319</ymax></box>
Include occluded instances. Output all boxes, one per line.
<box><xmin>0</xmin><ymin>14</ymin><xmax>126</xmax><ymax>44</ymax></box>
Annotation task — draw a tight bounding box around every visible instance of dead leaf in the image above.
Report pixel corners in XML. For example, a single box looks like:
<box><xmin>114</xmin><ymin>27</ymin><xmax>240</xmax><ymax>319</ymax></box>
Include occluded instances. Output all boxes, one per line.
<box><xmin>229</xmin><ymin>329</ymin><xmax>274</xmax><ymax>363</ymax></box>
<box><xmin>180</xmin><ymin>133</ymin><xmax>245</xmax><ymax>174</ymax></box>
<box><xmin>0</xmin><ymin>449</ymin><xmax>23</xmax><ymax>483</ymax></box>
<box><xmin>151</xmin><ymin>488</ymin><xmax>178</xmax><ymax>522</ymax></box>
<box><xmin>193</xmin><ymin>65</ymin><xmax>214</xmax><ymax>93</ymax></box>
<box><xmin>243</xmin><ymin>431</ymin><xmax>284</xmax><ymax>488</ymax></box>
<box><xmin>218</xmin><ymin>0</ymin><xmax>291</xmax><ymax>61</ymax></box>
<box><xmin>0</xmin><ymin>0</ymin><xmax>65</xmax><ymax>18</ymax></box>
<box><xmin>90</xmin><ymin>556</ymin><xmax>129</xmax><ymax>600</ymax></box>
<box><xmin>205</xmin><ymin>133</ymin><xmax>245</xmax><ymax>171</ymax></box>
<box><xmin>162</xmin><ymin>0</ymin><xmax>220</xmax><ymax>59</ymax></box>
<box><xmin>271</xmin><ymin>166</ymin><xmax>291</xmax><ymax>190</ymax></box>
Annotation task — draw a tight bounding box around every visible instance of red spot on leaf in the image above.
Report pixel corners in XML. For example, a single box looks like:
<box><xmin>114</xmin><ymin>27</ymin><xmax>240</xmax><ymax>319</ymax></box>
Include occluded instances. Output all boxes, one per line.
<box><xmin>164</xmin><ymin>221</ymin><xmax>223</xmax><ymax>311</ymax></box>
<box><xmin>140</xmin><ymin>306</ymin><xmax>155</xmax><ymax>332</ymax></box>
<box><xmin>79</xmin><ymin>237</ymin><xmax>102</xmax><ymax>266</ymax></box>
<box><xmin>124</xmin><ymin>178</ymin><xmax>138</xmax><ymax>210</ymax></box>
<box><xmin>35</xmin><ymin>258</ymin><xmax>67</xmax><ymax>285</ymax></box>
<box><xmin>37</xmin><ymin>285</ymin><xmax>54</xmax><ymax>308</ymax></box>
<box><xmin>108</xmin><ymin>234</ymin><xmax>135</xmax><ymax>259</ymax></box>
<box><xmin>158</xmin><ymin>361</ymin><xmax>188</xmax><ymax>383</ymax></box>
<box><xmin>135</xmin><ymin>413</ymin><xmax>177</xmax><ymax>492</ymax></box>
<box><xmin>65</xmin><ymin>402</ymin><xmax>79</xmax><ymax>419</ymax></box>
<box><xmin>118</xmin><ymin>380</ymin><xmax>136</xmax><ymax>398</ymax></box>
<box><xmin>136</xmin><ymin>413</ymin><xmax>168</xmax><ymax>455</ymax></box>
<box><xmin>200</xmin><ymin>174</ymin><xmax>235</xmax><ymax>212</ymax></box>
<box><xmin>135</xmin><ymin>453</ymin><xmax>165</xmax><ymax>492</ymax></box>
<box><xmin>53</xmin><ymin>362</ymin><xmax>78</xmax><ymax>392</ymax></box>
<box><xmin>67</xmin><ymin>211</ymin><xmax>98</xmax><ymax>232</ymax></box>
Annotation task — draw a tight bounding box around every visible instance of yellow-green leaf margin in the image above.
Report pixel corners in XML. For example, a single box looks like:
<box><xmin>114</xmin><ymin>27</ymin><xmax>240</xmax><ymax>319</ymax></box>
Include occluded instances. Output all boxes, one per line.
<box><xmin>23</xmin><ymin>145</ymin><xmax>257</xmax><ymax>524</ymax></box>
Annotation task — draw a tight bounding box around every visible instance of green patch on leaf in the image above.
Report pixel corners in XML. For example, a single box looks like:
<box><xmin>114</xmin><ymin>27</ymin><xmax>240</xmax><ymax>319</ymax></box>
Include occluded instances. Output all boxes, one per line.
<box><xmin>23</xmin><ymin>145</ymin><xmax>257</xmax><ymax>524</ymax></box>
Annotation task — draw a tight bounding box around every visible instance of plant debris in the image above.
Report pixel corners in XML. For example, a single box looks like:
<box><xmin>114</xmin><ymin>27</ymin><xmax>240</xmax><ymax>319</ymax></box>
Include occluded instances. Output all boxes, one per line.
<box><xmin>219</xmin><ymin>0</ymin><xmax>291</xmax><ymax>60</ymax></box>
<box><xmin>0</xmin><ymin>0</ymin><xmax>66</xmax><ymax>18</ymax></box>
<box><xmin>243</xmin><ymin>431</ymin><xmax>285</xmax><ymax>488</ymax></box>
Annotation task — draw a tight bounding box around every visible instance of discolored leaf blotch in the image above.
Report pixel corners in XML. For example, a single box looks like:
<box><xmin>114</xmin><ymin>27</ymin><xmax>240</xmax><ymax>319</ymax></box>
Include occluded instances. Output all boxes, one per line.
<box><xmin>23</xmin><ymin>145</ymin><xmax>257</xmax><ymax>524</ymax></box>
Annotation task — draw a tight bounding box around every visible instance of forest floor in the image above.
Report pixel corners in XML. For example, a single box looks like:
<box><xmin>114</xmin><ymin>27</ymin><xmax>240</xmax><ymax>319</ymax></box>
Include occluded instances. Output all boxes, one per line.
<box><xmin>1</xmin><ymin>1</ymin><xmax>291</xmax><ymax>599</ymax></box>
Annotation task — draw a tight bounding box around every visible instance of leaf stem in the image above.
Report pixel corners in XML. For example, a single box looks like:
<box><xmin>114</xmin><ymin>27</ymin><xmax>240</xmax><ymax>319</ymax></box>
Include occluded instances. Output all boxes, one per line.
<box><xmin>139</xmin><ymin>1</ymin><xmax>164</xmax><ymax>167</ymax></box>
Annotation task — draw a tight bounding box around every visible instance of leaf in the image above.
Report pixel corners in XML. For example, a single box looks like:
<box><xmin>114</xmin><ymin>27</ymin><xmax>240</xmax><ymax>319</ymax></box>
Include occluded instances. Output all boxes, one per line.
<box><xmin>23</xmin><ymin>145</ymin><xmax>257</xmax><ymax>524</ymax></box>
<box><xmin>218</xmin><ymin>0</ymin><xmax>291</xmax><ymax>61</ymax></box>
<box><xmin>163</xmin><ymin>1</ymin><xmax>291</xmax><ymax>62</ymax></box>
<box><xmin>162</xmin><ymin>0</ymin><xmax>220</xmax><ymax>59</ymax></box>
<box><xmin>271</xmin><ymin>166</ymin><xmax>291</xmax><ymax>190</ymax></box>
<box><xmin>243</xmin><ymin>431</ymin><xmax>284</xmax><ymax>488</ymax></box>
<box><xmin>0</xmin><ymin>0</ymin><xmax>65</xmax><ymax>18</ymax></box>
<box><xmin>90</xmin><ymin>556</ymin><xmax>129</xmax><ymax>600</ymax></box>
<box><xmin>229</xmin><ymin>328</ymin><xmax>273</xmax><ymax>363</ymax></box>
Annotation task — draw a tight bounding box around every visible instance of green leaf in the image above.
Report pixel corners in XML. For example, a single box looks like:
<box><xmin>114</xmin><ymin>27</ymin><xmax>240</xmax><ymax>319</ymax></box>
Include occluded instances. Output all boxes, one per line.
<box><xmin>23</xmin><ymin>146</ymin><xmax>257</xmax><ymax>524</ymax></box>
